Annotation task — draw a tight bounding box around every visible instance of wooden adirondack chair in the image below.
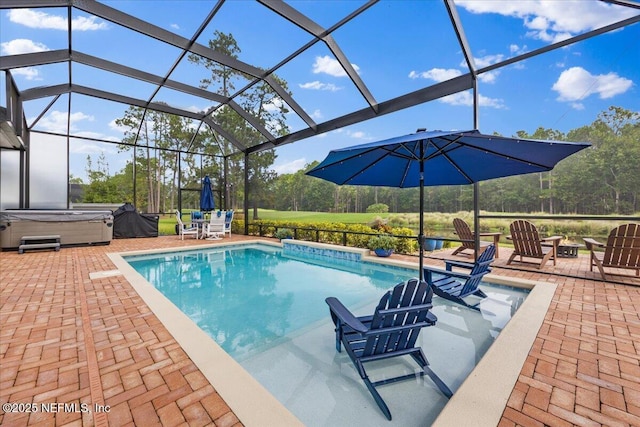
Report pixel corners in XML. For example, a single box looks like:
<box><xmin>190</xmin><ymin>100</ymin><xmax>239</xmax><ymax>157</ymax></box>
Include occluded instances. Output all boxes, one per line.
<box><xmin>326</xmin><ymin>279</ymin><xmax>452</xmax><ymax>420</ymax></box>
<box><xmin>451</xmin><ymin>218</ymin><xmax>502</xmax><ymax>258</ymax></box>
<box><xmin>507</xmin><ymin>220</ymin><xmax>562</xmax><ymax>269</ymax></box>
<box><xmin>424</xmin><ymin>244</ymin><xmax>496</xmax><ymax>311</ymax></box>
<box><xmin>583</xmin><ymin>223</ymin><xmax>640</xmax><ymax>281</ymax></box>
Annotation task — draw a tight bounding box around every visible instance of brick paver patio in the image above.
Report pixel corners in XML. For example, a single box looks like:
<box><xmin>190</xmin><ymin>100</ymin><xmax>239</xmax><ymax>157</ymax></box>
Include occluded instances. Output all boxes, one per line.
<box><xmin>1</xmin><ymin>235</ymin><xmax>639</xmax><ymax>426</ymax></box>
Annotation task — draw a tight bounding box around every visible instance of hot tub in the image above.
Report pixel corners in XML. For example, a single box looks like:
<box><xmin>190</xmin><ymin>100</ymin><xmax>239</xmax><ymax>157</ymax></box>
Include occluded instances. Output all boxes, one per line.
<box><xmin>0</xmin><ymin>210</ymin><xmax>113</xmax><ymax>249</ymax></box>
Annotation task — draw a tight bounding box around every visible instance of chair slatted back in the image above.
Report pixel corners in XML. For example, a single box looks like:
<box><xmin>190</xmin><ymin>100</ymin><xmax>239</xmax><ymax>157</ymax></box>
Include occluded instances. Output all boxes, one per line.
<box><xmin>603</xmin><ymin>223</ymin><xmax>640</xmax><ymax>269</ymax></box>
<box><xmin>510</xmin><ymin>220</ymin><xmax>544</xmax><ymax>258</ymax></box>
<box><xmin>363</xmin><ymin>279</ymin><xmax>433</xmax><ymax>357</ymax></box>
<box><xmin>225</xmin><ymin>210</ymin><xmax>234</xmax><ymax>225</ymax></box>
<box><xmin>460</xmin><ymin>244</ymin><xmax>495</xmax><ymax>295</ymax></box>
<box><xmin>208</xmin><ymin>215</ymin><xmax>225</xmax><ymax>232</ymax></box>
<box><xmin>175</xmin><ymin>210</ymin><xmax>185</xmax><ymax>227</ymax></box>
<box><xmin>453</xmin><ymin>218</ymin><xmax>474</xmax><ymax>250</ymax></box>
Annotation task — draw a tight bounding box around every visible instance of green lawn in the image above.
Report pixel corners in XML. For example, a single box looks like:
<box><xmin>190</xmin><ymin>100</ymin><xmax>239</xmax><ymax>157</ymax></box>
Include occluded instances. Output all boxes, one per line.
<box><xmin>160</xmin><ymin>209</ymin><xmax>393</xmax><ymax>235</ymax></box>
<box><xmin>255</xmin><ymin>209</ymin><xmax>392</xmax><ymax>223</ymax></box>
<box><xmin>161</xmin><ymin>209</ymin><xmax>624</xmax><ymax>245</ymax></box>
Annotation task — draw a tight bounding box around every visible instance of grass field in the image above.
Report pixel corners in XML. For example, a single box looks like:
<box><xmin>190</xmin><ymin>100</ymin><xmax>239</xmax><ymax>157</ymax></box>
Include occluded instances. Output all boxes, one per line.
<box><xmin>254</xmin><ymin>209</ymin><xmax>393</xmax><ymax>223</ymax></box>
<box><xmin>161</xmin><ymin>210</ymin><xmax>393</xmax><ymax>235</ymax></box>
<box><xmin>163</xmin><ymin>209</ymin><xmax>630</xmax><ymax>243</ymax></box>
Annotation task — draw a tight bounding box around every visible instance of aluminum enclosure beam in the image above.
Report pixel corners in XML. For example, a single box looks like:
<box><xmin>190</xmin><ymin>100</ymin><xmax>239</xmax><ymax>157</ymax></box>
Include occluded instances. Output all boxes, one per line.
<box><xmin>247</xmin><ymin>73</ymin><xmax>474</xmax><ymax>154</ymax></box>
<box><xmin>21</xmin><ymin>83</ymin><xmax>246</xmax><ymax>152</ymax></box>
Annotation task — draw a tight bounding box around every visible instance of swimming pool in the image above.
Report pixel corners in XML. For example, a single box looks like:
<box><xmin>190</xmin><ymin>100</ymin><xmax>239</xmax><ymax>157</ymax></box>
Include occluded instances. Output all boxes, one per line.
<box><xmin>122</xmin><ymin>241</ymin><xmax>532</xmax><ymax>426</ymax></box>
<box><xmin>125</xmin><ymin>244</ymin><xmax>418</xmax><ymax>360</ymax></box>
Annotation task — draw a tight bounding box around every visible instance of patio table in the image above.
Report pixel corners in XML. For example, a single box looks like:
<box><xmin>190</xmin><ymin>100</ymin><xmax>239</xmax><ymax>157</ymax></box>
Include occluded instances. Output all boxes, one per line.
<box><xmin>479</xmin><ymin>232</ymin><xmax>502</xmax><ymax>258</ymax></box>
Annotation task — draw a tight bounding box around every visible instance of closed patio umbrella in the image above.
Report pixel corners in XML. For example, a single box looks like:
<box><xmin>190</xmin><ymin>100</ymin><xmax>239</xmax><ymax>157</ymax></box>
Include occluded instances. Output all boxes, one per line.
<box><xmin>200</xmin><ymin>175</ymin><xmax>215</xmax><ymax>213</ymax></box>
<box><xmin>306</xmin><ymin>129</ymin><xmax>590</xmax><ymax>279</ymax></box>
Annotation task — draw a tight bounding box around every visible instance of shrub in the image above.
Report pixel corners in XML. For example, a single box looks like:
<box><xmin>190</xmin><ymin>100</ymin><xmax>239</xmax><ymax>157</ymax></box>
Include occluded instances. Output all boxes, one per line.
<box><xmin>274</xmin><ymin>228</ymin><xmax>294</xmax><ymax>239</ymax></box>
<box><xmin>387</xmin><ymin>214</ymin><xmax>410</xmax><ymax>228</ymax></box>
<box><xmin>367</xmin><ymin>234</ymin><xmax>397</xmax><ymax>251</ymax></box>
<box><xmin>369</xmin><ymin>216</ymin><xmax>392</xmax><ymax>233</ymax></box>
<box><xmin>366</xmin><ymin>203</ymin><xmax>389</xmax><ymax>213</ymax></box>
<box><xmin>391</xmin><ymin>227</ymin><xmax>418</xmax><ymax>254</ymax></box>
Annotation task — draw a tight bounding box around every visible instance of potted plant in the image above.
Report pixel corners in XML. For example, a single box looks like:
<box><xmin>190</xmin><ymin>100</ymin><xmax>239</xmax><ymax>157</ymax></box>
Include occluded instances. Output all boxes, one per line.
<box><xmin>423</xmin><ymin>238</ymin><xmax>437</xmax><ymax>251</ymax></box>
<box><xmin>368</xmin><ymin>234</ymin><xmax>397</xmax><ymax>257</ymax></box>
<box><xmin>424</xmin><ymin>237</ymin><xmax>444</xmax><ymax>251</ymax></box>
<box><xmin>274</xmin><ymin>228</ymin><xmax>294</xmax><ymax>240</ymax></box>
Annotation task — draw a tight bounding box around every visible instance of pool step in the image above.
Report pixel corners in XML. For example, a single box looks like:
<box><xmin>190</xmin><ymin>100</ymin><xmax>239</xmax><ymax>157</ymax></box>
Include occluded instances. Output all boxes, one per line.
<box><xmin>19</xmin><ymin>235</ymin><xmax>61</xmax><ymax>254</ymax></box>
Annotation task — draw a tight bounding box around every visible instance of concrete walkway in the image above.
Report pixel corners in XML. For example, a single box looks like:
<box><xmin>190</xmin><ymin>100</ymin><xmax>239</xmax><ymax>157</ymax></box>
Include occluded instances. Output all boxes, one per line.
<box><xmin>1</xmin><ymin>236</ymin><xmax>639</xmax><ymax>426</ymax></box>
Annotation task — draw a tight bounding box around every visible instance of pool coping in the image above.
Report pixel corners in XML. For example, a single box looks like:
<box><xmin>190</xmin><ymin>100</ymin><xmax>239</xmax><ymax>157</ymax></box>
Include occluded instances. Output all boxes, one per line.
<box><xmin>107</xmin><ymin>239</ymin><xmax>555</xmax><ymax>427</ymax></box>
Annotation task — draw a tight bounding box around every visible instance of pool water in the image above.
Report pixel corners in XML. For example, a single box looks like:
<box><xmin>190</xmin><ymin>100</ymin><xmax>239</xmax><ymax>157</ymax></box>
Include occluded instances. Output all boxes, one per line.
<box><xmin>125</xmin><ymin>244</ymin><xmax>415</xmax><ymax>359</ymax></box>
<box><xmin>125</xmin><ymin>243</ymin><xmax>529</xmax><ymax>426</ymax></box>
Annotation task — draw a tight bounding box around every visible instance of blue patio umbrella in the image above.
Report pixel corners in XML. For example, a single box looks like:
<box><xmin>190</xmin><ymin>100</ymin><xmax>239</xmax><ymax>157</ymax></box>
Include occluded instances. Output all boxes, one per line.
<box><xmin>306</xmin><ymin>129</ymin><xmax>590</xmax><ymax>279</ymax></box>
<box><xmin>200</xmin><ymin>175</ymin><xmax>215</xmax><ymax>212</ymax></box>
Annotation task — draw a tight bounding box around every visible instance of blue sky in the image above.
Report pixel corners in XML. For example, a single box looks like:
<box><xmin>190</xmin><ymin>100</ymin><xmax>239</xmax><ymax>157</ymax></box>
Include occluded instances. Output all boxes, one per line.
<box><xmin>1</xmin><ymin>1</ymin><xmax>639</xmax><ymax>180</ymax></box>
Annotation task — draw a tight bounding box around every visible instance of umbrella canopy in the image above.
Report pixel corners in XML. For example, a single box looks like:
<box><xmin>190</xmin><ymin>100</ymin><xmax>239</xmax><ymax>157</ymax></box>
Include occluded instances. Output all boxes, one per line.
<box><xmin>307</xmin><ymin>129</ymin><xmax>590</xmax><ymax>279</ymax></box>
<box><xmin>200</xmin><ymin>175</ymin><xmax>215</xmax><ymax>212</ymax></box>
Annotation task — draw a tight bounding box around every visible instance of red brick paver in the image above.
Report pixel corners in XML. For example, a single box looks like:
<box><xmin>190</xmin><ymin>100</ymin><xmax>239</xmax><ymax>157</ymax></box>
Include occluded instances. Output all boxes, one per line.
<box><xmin>1</xmin><ymin>235</ymin><xmax>639</xmax><ymax>426</ymax></box>
<box><xmin>1</xmin><ymin>236</ymin><xmax>247</xmax><ymax>427</ymax></box>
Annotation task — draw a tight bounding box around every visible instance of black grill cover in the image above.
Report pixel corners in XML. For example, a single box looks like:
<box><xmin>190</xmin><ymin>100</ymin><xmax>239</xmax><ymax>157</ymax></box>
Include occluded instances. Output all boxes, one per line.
<box><xmin>113</xmin><ymin>203</ymin><xmax>159</xmax><ymax>238</ymax></box>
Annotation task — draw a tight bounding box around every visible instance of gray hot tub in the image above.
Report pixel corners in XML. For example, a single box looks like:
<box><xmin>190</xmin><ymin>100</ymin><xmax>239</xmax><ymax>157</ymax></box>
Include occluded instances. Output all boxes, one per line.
<box><xmin>0</xmin><ymin>210</ymin><xmax>113</xmax><ymax>249</ymax></box>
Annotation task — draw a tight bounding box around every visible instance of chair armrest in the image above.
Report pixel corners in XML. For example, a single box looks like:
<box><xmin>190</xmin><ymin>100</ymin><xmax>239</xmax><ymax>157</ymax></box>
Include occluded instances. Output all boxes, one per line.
<box><xmin>583</xmin><ymin>238</ymin><xmax>604</xmax><ymax>251</ymax></box>
<box><xmin>424</xmin><ymin>266</ymin><xmax>472</xmax><ymax>281</ymax></box>
<box><xmin>541</xmin><ymin>235</ymin><xmax>563</xmax><ymax>243</ymax></box>
<box><xmin>325</xmin><ymin>297</ymin><xmax>368</xmax><ymax>333</ymax></box>
<box><xmin>444</xmin><ymin>259</ymin><xmax>474</xmax><ymax>271</ymax></box>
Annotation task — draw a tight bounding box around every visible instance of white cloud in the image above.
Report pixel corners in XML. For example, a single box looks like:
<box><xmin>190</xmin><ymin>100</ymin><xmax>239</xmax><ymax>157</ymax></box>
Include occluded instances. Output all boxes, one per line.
<box><xmin>8</xmin><ymin>9</ymin><xmax>108</xmax><ymax>31</ymax></box>
<box><xmin>456</xmin><ymin>0</ymin><xmax>638</xmax><ymax>44</ymax></box>
<box><xmin>473</xmin><ymin>54</ymin><xmax>505</xmax><ymax>69</ymax></box>
<box><xmin>310</xmin><ymin>109</ymin><xmax>323</xmax><ymax>120</ymax></box>
<box><xmin>69</xmin><ymin>140</ymin><xmax>117</xmax><ymax>154</ymax></box>
<box><xmin>264</xmin><ymin>97</ymin><xmax>285</xmax><ymax>114</ymax></box>
<box><xmin>469</xmin><ymin>55</ymin><xmax>503</xmax><ymax>83</ymax></box>
<box><xmin>273</xmin><ymin>158</ymin><xmax>307</xmax><ymax>175</ymax></box>
<box><xmin>108</xmin><ymin>119</ymin><xmax>129</xmax><ymax>134</ymax></box>
<box><xmin>478</xmin><ymin>71</ymin><xmax>500</xmax><ymax>84</ymax></box>
<box><xmin>10</xmin><ymin>67</ymin><xmax>42</xmax><ymax>81</ymax></box>
<box><xmin>409</xmin><ymin>68</ymin><xmax>504</xmax><ymax>108</ymax></box>
<box><xmin>552</xmin><ymin>66</ymin><xmax>633</xmax><ymax>102</ymax></box>
<box><xmin>299</xmin><ymin>81</ymin><xmax>342</xmax><ymax>92</ymax></box>
<box><xmin>36</xmin><ymin>111</ymin><xmax>95</xmax><ymax>133</ymax></box>
<box><xmin>409</xmin><ymin>68</ymin><xmax>462</xmax><ymax>81</ymax></box>
<box><xmin>440</xmin><ymin>92</ymin><xmax>506</xmax><ymax>109</ymax></box>
<box><xmin>1</xmin><ymin>38</ymin><xmax>49</xmax><ymax>55</ymax></box>
<box><xmin>1</xmin><ymin>39</ymin><xmax>50</xmax><ymax>81</ymax></box>
<box><xmin>410</xmin><ymin>66</ymin><xmax>499</xmax><ymax>84</ymax></box>
<box><xmin>171</xmin><ymin>23</ymin><xmax>180</xmax><ymax>30</ymax></box>
<box><xmin>312</xmin><ymin>55</ymin><xmax>360</xmax><ymax>77</ymax></box>
<box><xmin>511</xmin><ymin>44</ymin><xmax>530</xmax><ymax>56</ymax></box>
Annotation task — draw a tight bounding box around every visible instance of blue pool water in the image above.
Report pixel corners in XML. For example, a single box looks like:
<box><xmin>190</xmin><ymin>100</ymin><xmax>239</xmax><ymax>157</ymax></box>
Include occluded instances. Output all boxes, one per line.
<box><xmin>125</xmin><ymin>242</ymin><xmax>530</xmax><ymax>426</ymax></box>
<box><xmin>125</xmin><ymin>244</ymin><xmax>416</xmax><ymax>359</ymax></box>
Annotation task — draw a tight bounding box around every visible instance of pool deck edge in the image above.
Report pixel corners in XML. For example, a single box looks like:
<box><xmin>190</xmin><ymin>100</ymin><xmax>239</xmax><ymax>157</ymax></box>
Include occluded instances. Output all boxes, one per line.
<box><xmin>108</xmin><ymin>251</ymin><xmax>305</xmax><ymax>427</ymax></box>
<box><xmin>432</xmin><ymin>275</ymin><xmax>555</xmax><ymax>427</ymax></box>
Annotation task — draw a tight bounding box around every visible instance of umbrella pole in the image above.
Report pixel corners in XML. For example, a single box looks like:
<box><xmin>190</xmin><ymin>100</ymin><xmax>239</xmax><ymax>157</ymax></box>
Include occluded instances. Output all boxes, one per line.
<box><xmin>418</xmin><ymin>151</ymin><xmax>425</xmax><ymax>281</ymax></box>
<box><xmin>473</xmin><ymin>182</ymin><xmax>479</xmax><ymax>260</ymax></box>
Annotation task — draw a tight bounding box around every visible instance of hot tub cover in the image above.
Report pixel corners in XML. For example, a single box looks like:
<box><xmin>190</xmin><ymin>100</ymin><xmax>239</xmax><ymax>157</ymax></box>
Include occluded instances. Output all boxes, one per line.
<box><xmin>113</xmin><ymin>203</ymin><xmax>158</xmax><ymax>238</ymax></box>
<box><xmin>0</xmin><ymin>210</ymin><xmax>113</xmax><ymax>222</ymax></box>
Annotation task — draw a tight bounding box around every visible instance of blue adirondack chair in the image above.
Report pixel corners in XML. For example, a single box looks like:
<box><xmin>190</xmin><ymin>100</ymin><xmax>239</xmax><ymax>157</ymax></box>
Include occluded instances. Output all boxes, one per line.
<box><xmin>424</xmin><ymin>244</ymin><xmax>496</xmax><ymax>311</ymax></box>
<box><xmin>325</xmin><ymin>278</ymin><xmax>452</xmax><ymax>420</ymax></box>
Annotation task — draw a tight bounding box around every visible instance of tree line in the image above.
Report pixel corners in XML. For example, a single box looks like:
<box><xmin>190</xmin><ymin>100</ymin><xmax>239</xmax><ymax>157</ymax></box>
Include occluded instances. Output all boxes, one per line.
<box><xmin>267</xmin><ymin>107</ymin><xmax>639</xmax><ymax>216</ymax></box>
<box><xmin>79</xmin><ymin>105</ymin><xmax>638</xmax><ymax>217</ymax></box>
